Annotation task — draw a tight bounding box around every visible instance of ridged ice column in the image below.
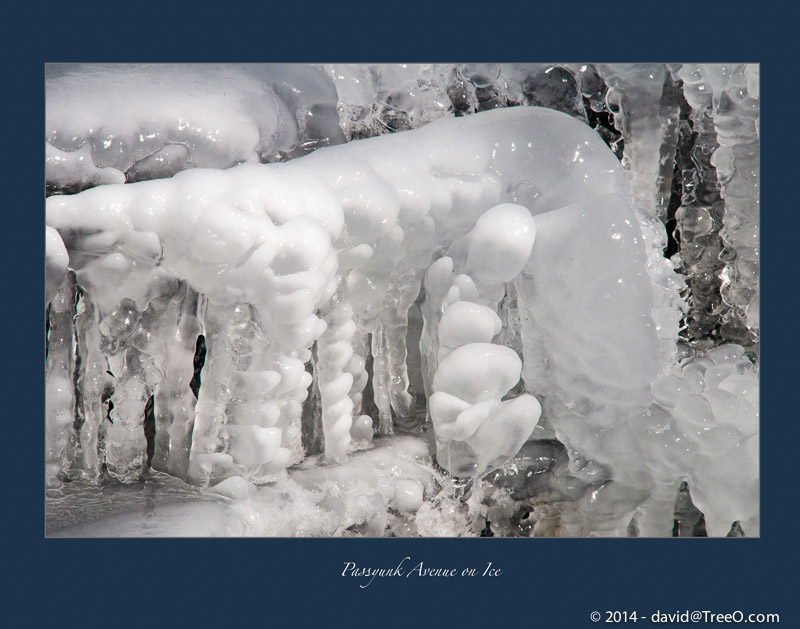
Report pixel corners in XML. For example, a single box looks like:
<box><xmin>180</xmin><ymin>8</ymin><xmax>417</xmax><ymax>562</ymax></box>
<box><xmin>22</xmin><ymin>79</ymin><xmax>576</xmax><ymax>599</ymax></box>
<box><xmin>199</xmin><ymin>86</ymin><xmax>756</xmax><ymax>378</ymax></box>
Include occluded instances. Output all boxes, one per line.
<box><xmin>707</xmin><ymin>65</ymin><xmax>759</xmax><ymax>340</ymax></box>
<box><xmin>370</xmin><ymin>266</ymin><xmax>426</xmax><ymax>433</ymax></box>
<box><xmin>316</xmin><ymin>295</ymin><xmax>372</xmax><ymax>460</ymax></box>
<box><xmin>189</xmin><ymin>298</ymin><xmax>324</xmax><ymax>486</ymax></box>
<box><xmin>70</xmin><ymin>289</ymin><xmax>107</xmax><ymax>483</ymax></box>
<box><xmin>151</xmin><ymin>283</ymin><xmax>202</xmax><ymax>479</ymax></box>
<box><xmin>419</xmin><ymin>257</ymin><xmax>454</xmax><ymax>419</ymax></box>
<box><xmin>188</xmin><ymin>303</ymin><xmax>242</xmax><ymax>485</ymax></box>
<box><xmin>600</xmin><ymin>63</ymin><xmax>687</xmax><ymax>370</ymax></box>
<box><xmin>45</xmin><ymin>276</ymin><xmax>76</xmax><ymax>489</ymax></box>
<box><xmin>678</xmin><ymin>63</ymin><xmax>759</xmax><ymax>346</ymax></box>
<box><xmin>426</xmin><ymin>204</ymin><xmax>542</xmax><ymax>479</ymax></box>
<box><xmin>600</xmin><ymin>63</ymin><xmax>679</xmax><ymax>220</ymax></box>
<box><xmin>102</xmin><ymin>298</ymin><xmax>169</xmax><ymax>482</ymax></box>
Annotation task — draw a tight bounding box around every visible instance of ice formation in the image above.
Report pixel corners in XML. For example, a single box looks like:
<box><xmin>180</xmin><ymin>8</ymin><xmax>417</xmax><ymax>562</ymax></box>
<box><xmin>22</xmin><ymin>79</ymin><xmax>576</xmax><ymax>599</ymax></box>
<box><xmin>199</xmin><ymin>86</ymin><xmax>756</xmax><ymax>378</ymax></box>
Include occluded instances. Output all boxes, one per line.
<box><xmin>45</xmin><ymin>64</ymin><xmax>344</xmax><ymax>192</ymax></box>
<box><xmin>45</xmin><ymin>63</ymin><xmax>759</xmax><ymax>538</ymax></box>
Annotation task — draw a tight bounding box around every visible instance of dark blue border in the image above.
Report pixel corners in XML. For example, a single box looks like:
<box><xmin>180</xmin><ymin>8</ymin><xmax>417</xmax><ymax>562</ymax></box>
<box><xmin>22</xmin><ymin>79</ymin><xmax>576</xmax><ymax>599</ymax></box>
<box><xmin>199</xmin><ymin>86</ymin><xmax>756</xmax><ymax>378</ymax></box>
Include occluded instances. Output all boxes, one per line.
<box><xmin>6</xmin><ymin>1</ymin><xmax>796</xmax><ymax>627</ymax></box>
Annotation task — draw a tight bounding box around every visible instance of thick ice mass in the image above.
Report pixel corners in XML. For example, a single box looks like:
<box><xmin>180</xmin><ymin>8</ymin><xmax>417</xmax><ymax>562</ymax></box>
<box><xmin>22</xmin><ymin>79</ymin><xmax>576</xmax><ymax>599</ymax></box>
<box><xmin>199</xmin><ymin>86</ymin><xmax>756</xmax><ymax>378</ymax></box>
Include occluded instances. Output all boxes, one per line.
<box><xmin>45</xmin><ymin>64</ymin><xmax>344</xmax><ymax>191</ymax></box>
<box><xmin>45</xmin><ymin>63</ymin><xmax>760</xmax><ymax>538</ymax></box>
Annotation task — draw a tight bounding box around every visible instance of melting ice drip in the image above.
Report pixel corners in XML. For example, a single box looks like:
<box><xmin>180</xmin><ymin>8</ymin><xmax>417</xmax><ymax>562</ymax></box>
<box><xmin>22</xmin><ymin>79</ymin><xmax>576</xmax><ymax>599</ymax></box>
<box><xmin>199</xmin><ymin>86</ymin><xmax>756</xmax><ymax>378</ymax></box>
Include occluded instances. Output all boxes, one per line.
<box><xmin>45</xmin><ymin>64</ymin><xmax>759</xmax><ymax>537</ymax></box>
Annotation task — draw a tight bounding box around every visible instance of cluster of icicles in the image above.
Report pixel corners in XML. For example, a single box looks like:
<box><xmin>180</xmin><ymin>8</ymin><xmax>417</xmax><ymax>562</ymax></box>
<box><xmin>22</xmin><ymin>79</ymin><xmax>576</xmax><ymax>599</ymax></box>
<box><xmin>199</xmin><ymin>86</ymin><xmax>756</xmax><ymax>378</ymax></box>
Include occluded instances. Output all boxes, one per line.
<box><xmin>45</xmin><ymin>64</ymin><xmax>759</xmax><ymax>536</ymax></box>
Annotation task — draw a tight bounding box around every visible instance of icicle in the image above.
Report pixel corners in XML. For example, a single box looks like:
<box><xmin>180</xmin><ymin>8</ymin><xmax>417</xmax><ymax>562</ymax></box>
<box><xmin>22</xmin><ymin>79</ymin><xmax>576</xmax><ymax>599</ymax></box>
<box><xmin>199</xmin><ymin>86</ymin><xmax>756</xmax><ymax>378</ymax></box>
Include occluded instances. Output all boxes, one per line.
<box><xmin>152</xmin><ymin>283</ymin><xmax>202</xmax><ymax>479</ymax></box>
<box><xmin>599</xmin><ymin>63</ymin><xmax>675</xmax><ymax>219</ymax></box>
<box><xmin>705</xmin><ymin>64</ymin><xmax>759</xmax><ymax>342</ymax></box>
<box><xmin>676</xmin><ymin>64</ymin><xmax>733</xmax><ymax>346</ymax></box>
<box><xmin>316</xmin><ymin>296</ymin><xmax>363</xmax><ymax>460</ymax></box>
<box><xmin>189</xmin><ymin>302</ymin><xmax>241</xmax><ymax>485</ymax></box>
<box><xmin>369</xmin><ymin>268</ymin><xmax>424</xmax><ymax>434</ymax></box>
<box><xmin>419</xmin><ymin>257</ymin><xmax>454</xmax><ymax>420</ymax></box>
<box><xmin>45</xmin><ymin>276</ymin><xmax>76</xmax><ymax>489</ymax></box>
<box><xmin>387</xmin><ymin>268</ymin><xmax>425</xmax><ymax>432</ymax></box>
<box><xmin>71</xmin><ymin>288</ymin><xmax>106</xmax><ymax>483</ymax></box>
<box><xmin>427</xmin><ymin>204</ymin><xmax>542</xmax><ymax>478</ymax></box>
<box><xmin>102</xmin><ymin>297</ymin><xmax>156</xmax><ymax>483</ymax></box>
<box><xmin>189</xmin><ymin>300</ymin><xmax>317</xmax><ymax>485</ymax></box>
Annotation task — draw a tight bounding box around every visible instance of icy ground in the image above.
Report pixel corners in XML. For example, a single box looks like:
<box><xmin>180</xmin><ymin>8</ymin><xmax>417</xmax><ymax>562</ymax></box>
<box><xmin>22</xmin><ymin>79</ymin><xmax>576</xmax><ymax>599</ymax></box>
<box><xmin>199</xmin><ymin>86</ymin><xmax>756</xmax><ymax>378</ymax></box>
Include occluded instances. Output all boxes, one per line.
<box><xmin>45</xmin><ymin>63</ymin><xmax>759</xmax><ymax>537</ymax></box>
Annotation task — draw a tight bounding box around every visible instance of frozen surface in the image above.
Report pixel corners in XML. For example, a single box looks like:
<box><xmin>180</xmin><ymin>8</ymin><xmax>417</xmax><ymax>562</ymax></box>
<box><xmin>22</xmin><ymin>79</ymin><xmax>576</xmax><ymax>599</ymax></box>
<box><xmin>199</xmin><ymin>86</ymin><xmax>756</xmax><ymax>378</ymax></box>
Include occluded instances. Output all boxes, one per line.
<box><xmin>46</xmin><ymin>63</ymin><xmax>344</xmax><ymax>191</ymax></box>
<box><xmin>45</xmin><ymin>63</ymin><xmax>759</xmax><ymax>537</ymax></box>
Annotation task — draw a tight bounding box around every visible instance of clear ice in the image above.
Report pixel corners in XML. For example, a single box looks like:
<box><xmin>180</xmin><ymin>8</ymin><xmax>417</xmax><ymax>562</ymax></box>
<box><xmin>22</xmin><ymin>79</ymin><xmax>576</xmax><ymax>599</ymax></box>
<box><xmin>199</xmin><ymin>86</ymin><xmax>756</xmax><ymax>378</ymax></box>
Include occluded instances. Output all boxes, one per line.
<box><xmin>45</xmin><ymin>63</ymin><xmax>760</xmax><ymax>537</ymax></box>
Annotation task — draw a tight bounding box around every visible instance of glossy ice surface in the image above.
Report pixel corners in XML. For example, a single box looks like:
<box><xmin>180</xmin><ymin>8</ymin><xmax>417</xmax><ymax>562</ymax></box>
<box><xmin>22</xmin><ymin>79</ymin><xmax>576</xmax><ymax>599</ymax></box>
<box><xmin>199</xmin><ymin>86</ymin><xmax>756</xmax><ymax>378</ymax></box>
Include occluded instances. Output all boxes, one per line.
<box><xmin>45</xmin><ymin>63</ymin><xmax>759</xmax><ymax>537</ymax></box>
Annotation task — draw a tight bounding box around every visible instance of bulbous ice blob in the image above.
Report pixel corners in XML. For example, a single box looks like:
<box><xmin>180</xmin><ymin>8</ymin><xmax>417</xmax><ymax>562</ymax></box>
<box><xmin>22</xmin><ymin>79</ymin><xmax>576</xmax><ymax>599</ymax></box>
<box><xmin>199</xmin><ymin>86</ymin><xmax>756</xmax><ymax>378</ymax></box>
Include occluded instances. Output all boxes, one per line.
<box><xmin>206</xmin><ymin>476</ymin><xmax>257</xmax><ymax>501</ymax></box>
<box><xmin>223</xmin><ymin>426</ymin><xmax>282</xmax><ymax>466</ymax></box>
<box><xmin>704</xmin><ymin>364</ymin><xmax>738</xmax><ymax>390</ymax></box>
<box><xmin>672</xmin><ymin>394</ymin><xmax>714</xmax><ymax>427</ymax></box>
<box><xmin>438</xmin><ymin>301</ymin><xmax>502</xmax><ymax>348</ymax></box>
<box><xmin>350</xmin><ymin>415</ymin><xmax>374</xmax><ymax>442</ymax></box>
<box><xmin>452</xmin><ymin>275</ymin><xmax>479</xmax><ymax>302</ymax></box>
<box><xmin>232</xmin><ymin>371</ymin><xmax>281</xmax><ymax>396</ymax></box>
<box><xmin>393</xmin><ymin>479</ymin><xmax>424</xmax><ymax>514</ymax></box>
<box><xmin>429</xmin><ymin>391</ymin><xmax>471</xmax><ymax>427</ymax></box>
<box><xmin>444</xmin><ymin>277</ymin><xmax>481</xmax><ymax>308</ymax></box>
<box><xmin>702</xmin><ymin>389</ymin><xmax>741</xmax><ymax>425</ymax></box>
<box><xmin>338</xmin><ymin>244</ymin><xmax>374</xmax><ymax>269</ymax></box>
<box><xmin>320</xmin><ymin>373</ymin><xmax>353</xmax><ymax>401</ymax></box>
<box><xmin>337</xmin><ymin>168</ymin><xmax>401</xmax><ymax>243</ymax></box>
<box><xmin>718</xmin><ymin>373</ymin><xmax>759</xmax><ymax>407</ymax></box>
<box><xmin>260</xmin><ymin>447</ymin><xmax>292</xmax><ymax>474</ymax></box>
<box><xmin>467</xmin><ymin>394</ymin><xmax>542</xmax><ymax>473</ymax></box>
<box><xmin>432</xmin><ymin>397</ymin><xmax>493</xmax><ymax>441</ymax></box>
<box><xmin>277</xmin><ymin>314</ymin><xmax>328</xmax><ymax>350</ymax></box>
<box><xmin>435</xmin><ymin>394</ymin><xmax>542</xmax><ymax>478</ymax></box>
<box><xmin>367</xmin><ymin>154</ymin><xmax>434</xmax><ymax>224</ymax></box>
<box><xmin>187</xmin><ymin>453</ymin><xmax>239</xmax><ymax>486</ymax></box>
<box><xmin>651</xmin><ymin>375</ymin><xmax>693</xmax><ymax>408</ymax></box>
<box><xmin>122</xmin><ymin>231</ymin><xmax>162</xmax><ymax>263</ymax></box>
<box><xmin>465</xmin><ymin>203</ymin><xmax>536</xmax><ymax>284</ymax></box>
<box><xmin>226</xmin><ymin>401</ymin><xmax>281</xmax><ymax>427</ymax></box>
<box><xmin>273</xmin><ymin>217</ymin><xmax>334</xmax><ymax>276</ymax></box>
<box><xmin>433</xmin><ymin>343</ymin><xmax>522</xmax><ymax>404</ymax></box>
<box><xmin>272</xmin><ymin>356</ymin><xmax>307</xmax><ymax>395</ymax></box>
